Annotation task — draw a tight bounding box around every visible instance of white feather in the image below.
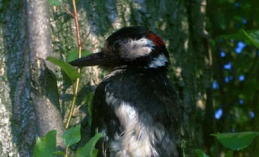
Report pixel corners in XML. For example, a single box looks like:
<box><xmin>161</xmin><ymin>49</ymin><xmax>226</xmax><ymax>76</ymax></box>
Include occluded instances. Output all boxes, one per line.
<box><xmin>120</xmin><ymin>38</ymin><xmax>155</xmax><ymax>59</ymax></box>
<box><xmin>105</xmin><ymin>92</ymin><xmax>159</xmax><ymax>157</ymax></box>
<box><xmin>149</xmin><ymin>54</ymin><xmax>168</xmax><ymax>68</ymax></box>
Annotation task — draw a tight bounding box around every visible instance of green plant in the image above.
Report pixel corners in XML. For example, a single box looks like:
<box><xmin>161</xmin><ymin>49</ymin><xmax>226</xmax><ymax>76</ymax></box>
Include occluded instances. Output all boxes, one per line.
<box><xmin>33</xmin><ymin>125</ymin><xmax>103</xmax><ymax>157</ymax></box>
<box><xmin>196</xmin><ymin>28</ymin><xmax>259</xmax><ymax>157</ymax></box>
<box><xmin>196</xmin><ymin>131</ymin><xmax>259</xmax><ymax>157</ymax></box>
<box><xmin>33</xmin><ymin>0</ymin><xmax>101</xmax><ymax>156</ymax></box>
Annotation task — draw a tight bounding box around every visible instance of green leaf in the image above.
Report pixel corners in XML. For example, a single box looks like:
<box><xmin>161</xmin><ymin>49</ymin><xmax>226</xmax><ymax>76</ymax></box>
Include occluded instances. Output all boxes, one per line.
<box><xmin>76</xmin><ymin>133</ymin><xmax>103</xmax><ymax>157</ymax></box>
<box><xmin>54</xmin><ymin>151</ymin><xmax>66</xmax><ymax>156</ymax></box>
<box><xmin>217</xmin><ymin>29</ymin><xmax>248</xmax><ymax>41</ymax></box>
<box><xmin>195</xmin><ymin>149</ymin><xmax>210</xmax><ymax>157</ymax></box>
<box><xmin>225</xmin><ymin>150</ymin><xmax>233</xmax><ymax>157</ymax></box>
<box><xmin>242</xmin><ymin>78</ymin><xmax>257</xmax><ymax>101</ymax></box>
<box><xmin>62</xmin><ymin>124</ymin><xmax>81</xmax><ymax>147</ymax></box>
<box><xmin>241</xmin><ymin>29</ymin><xmax>259</xmax><ymax>48</ymax></box>
<box><xmin>211</xmin><ymin>132</ymin><xmax>259</xmax><ymax>150</ymax></box>
<box><xmin>82</xmin><ymin>92</ymin><xmax>94</xmax><ymax>116</ymax></box>
<box><xmin>47</xmin><ymin>57</ymin><xmax>81</xmax><ymax>82</ymax></box>
<box><xmin>33</xmin><ymin>130</ymin><xmax>57</xmax><ymax>157</ymax></box>
<box><xmin>66</xmin><ymin>50</ymin><xmax>92</xmax><ymax>62</ymax></box>
<box><xmin>217</xmin><ymin>29</ymin><xmax>259</xmax><ymax>48</ymax></box>
<box><xmin>91</xmin><ymin>149</ymin><xmax>99</xmax><ymax>157</ymax></box>
<box><xmin>49</xmin><ymin>0</ymin><xmax>62</xmax><ymax>6</ymax></box>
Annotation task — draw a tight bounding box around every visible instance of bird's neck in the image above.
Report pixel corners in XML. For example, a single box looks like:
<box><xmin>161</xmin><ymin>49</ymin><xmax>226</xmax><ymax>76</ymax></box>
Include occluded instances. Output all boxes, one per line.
<box><xmin>111</xmin><ymin>65</ymin><xmax>168</xmax><ymax>76</ymax></box>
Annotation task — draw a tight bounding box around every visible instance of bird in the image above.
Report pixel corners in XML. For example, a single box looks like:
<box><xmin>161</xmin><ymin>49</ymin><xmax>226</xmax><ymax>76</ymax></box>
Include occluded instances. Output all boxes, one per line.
<box><xmin>70</xmin><ymin>26</ymin><xmax>182</xmax><ymax>157</ymax></box>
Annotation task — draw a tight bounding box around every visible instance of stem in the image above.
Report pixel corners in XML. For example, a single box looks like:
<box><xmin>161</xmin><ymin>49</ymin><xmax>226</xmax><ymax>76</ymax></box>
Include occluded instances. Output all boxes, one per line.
<box><xmin>63</xmin><ymin>6</ymin><xmax>74</xmax><ymax>17</ymax></box>
<box><xmin>65</xmin><ymin>76</ymin><xmax>80</xmax><ymax>129</ymax></box>
<box><xmin>72</xmin><ymin>0</ymin><xmax>82</xmax><ymax>52</ymax></box>
<box><xmin>65</xmin><ymin>147</ymin><xmax>69</xmax><ymax>157</ymax></box>
<box><xmin>65</xmin><ymin>0</ymin><xmax>82</xmax><ymax>129</ymax></box>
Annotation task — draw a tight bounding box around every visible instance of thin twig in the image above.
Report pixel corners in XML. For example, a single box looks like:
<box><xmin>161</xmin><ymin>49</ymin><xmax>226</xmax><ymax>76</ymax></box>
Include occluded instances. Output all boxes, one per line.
<box><xmin>80</xmin><ymin>31</ymin><xmax>91</xmax><ymax>47</ymax></box>
<box><xmin>65</xmin><ymin>0</ymin><xmax>82</xmax><ymax>129</ymax></box>
<box><xmin>72</xmin><ymin>0</ymin><xmax>81</xmax><ymax>51</ymax></box>
<box><xmin>63</xmin><ymin>6</ymin><xmax>74</xmax><ymax>17</ymax></box>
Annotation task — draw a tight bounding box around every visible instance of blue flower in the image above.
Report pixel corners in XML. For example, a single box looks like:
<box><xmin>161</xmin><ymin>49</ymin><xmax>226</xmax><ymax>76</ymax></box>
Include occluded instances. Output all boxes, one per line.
<box><xmin>235</xmin><ymin>41</ymin><xmax>246</xmax><ymax>54</ymax></box>
<box><xmin>215</xmin><ymin>108</ymin><xmax>223</xmax><ymax>119</ymax></box>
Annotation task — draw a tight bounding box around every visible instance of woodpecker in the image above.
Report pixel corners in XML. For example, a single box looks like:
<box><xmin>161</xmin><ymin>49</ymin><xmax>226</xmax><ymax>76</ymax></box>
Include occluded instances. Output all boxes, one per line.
<box><xmin>70</xmin><ymin>26</ymin><xmax>182</xmax><ymax>157</ymax></box>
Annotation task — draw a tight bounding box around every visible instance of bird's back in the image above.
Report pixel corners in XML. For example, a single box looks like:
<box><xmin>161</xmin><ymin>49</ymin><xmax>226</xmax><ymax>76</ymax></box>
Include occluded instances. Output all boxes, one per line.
<box><xmin>92</xmin><ymin>67</ymin><xmax>181</xmax><ymax>157</ymax></box>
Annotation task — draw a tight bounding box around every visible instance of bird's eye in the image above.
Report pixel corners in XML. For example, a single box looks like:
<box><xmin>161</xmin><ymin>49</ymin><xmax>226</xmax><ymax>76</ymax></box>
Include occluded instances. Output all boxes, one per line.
<box><xmin>113</xmin><ymin>41</ymin><xmax>121</xmax><ymax>49</ymax></box>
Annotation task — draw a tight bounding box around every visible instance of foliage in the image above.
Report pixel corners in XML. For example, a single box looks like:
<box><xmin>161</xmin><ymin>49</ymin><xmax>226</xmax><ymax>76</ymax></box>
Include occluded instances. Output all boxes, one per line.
<box><xmin>218</xmin><ymin>29</ymin><xmax>259</xmax><ymax>48</ymax></box>
<box><xmin>34</xmin><ymin>129</ymin><xmax>259</xmax><ymax>157</ymax></box>
<box><xmin>33</xmin><ymin>125</ymin><xmax>103</xmax><ymax>157</ymax></box>
<box><xmin>33</xmin><ymin>130</ymin><xmax>57</xmax><ymax>157</ymax></box>
<box><xmin>37</xmin><ymin>54</ymin><xmax>99</xmax><ymax>157</ymax></box>
<box><xmin>49</xmin><ymin>0</ymin><xmax>62</xmax><ymax>6</ymax></box>
<box><xmin>225</xmin><ymin>150</ymin><xmax>234</xmax><ymax>157</ymax></box>
<box><xmin>196</xmin><ymin>132</ymin><xmax>259</xmax><ymax>157</ymax></box>
<box><xmin>62</xmin><ymin>125</ymin><xmax>81</xmax><ymax>148</ymax></box>
<box><xmin>45</xmin><ymin>54</ymin><xmax>97</xmax><ymax>156</ymax></box>
<box><xmin>82</xmin><ymin>92</ymin><xmax>94</xmax><ymax>117</ymax></box>
<box><xmin>76</xmin><ymin>133</ymin><xmax>103</xmax><ymax>157</ymax></box>
<box><xmin>42</xmin><ymin>0</ymin><xmax>97</xmax><ymax>156</ymax></box>
<box><xmin>211</xmin><ymin>132</ymin><xmax>259</xmax><ymax>151</ymax></box>
<box><xmin>206</xmin><ymin>1</ymin><xmax>259</xmax><ymax>155</ymax></box>
<box><xmin>47</xmin><ymin>57</ymin><xmax>81</xmax><ymax>83</ymax></box>
<box><xmin>66</xmin><ymin>50</ymin><xmax>92</xmax><ymax>63</ymax></box>
<box><xmin>195</xmin><ymin>149</ymin><xmax>210</xmax><ymax>157</ymax></box>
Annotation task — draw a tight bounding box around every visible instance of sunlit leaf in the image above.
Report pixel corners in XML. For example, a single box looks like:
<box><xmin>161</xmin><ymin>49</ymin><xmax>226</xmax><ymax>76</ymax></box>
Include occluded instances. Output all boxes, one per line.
<box><xmin>76</xmin><ymin>133</ymin><xmax>103</xmax><ymax>157</ymax></box>
<box><xmin>62</xmin><ymin>124</ymin><xmax>81</xmax><ymax>147</ymax></box>
<box><xmin>33</xmin><ymin>130</ymin><xmax>57</xmax><ymax>157</ymax></box>
<box><xmin>54</xmin><ymin>151</ymin><xmax>66</xmax><ymax>156</ymax></box>
<box><xmin>49</xmin><ymin>0</ymin><xmax>62</xmax><ymax>6</ymax></box>
<box><xmin>195</xmin><ymin>149</ymin><xmax>210</xmax><ymax>157</ymax></box>
<box><xmin>47</xmin><ymin>57</ymin><xmax>81</xmax><ymax>82</ymax></box>
<box><xmin>211</xmin><ymin>132</ymin><xmax>259</xmax><ymax>150</ymax></box>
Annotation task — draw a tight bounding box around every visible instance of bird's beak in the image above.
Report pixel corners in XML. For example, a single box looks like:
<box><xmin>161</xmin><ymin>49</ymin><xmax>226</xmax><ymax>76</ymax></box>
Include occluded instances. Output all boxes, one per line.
<box><xmin>69</xmin><ymin>52</ymin><xmax>123</xmax><ymax>67</ymax></box>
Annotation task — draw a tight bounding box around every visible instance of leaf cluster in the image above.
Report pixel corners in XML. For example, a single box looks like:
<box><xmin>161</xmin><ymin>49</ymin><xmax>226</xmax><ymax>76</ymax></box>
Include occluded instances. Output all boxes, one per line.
<box><xmin>33</xmin><ymin>125</ymin><xmax>103</xmax><ymax>157</ymax></box>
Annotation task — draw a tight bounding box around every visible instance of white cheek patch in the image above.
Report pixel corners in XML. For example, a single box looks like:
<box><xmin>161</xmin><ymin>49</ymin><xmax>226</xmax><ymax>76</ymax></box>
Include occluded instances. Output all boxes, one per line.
<box><xmin>120</xmin><ymin>38</ymin><xmax>155</xmax><ymax>59</ymax></box>
<box><xmin>149</xmin><ymin>54</ymin><xmax>168</xmax><ymax>68</ymax></box>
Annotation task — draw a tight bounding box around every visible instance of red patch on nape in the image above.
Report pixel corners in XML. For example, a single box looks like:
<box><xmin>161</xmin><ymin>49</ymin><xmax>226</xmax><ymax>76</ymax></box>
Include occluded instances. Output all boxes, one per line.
<box><xmin>147</xmin><ymin>31</ymin><xmax>165</xmax><ymax>47</ymax></box>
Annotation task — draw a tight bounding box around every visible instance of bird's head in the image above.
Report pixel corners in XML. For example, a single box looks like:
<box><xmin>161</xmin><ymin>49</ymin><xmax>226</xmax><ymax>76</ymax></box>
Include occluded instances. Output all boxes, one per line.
<box><xmin>70</xmin><ymin>26</ymin><xmax>170</xmax><ymax>69</ymax></box>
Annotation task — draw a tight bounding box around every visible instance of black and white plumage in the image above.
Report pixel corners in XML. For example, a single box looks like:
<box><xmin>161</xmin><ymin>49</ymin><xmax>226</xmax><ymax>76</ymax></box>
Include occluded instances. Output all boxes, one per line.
<box><xmin>70</xmin><ymin>26</ymin><xmax>182</xmax><ymax>157</ymax></box>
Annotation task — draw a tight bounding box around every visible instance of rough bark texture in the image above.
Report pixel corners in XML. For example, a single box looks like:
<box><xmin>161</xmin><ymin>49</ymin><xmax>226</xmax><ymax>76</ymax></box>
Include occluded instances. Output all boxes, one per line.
<box><xmin>0</xmin><ymin>0</ymin><xmax>211</xmax><ymax>156</ymax></box>
<box><xmin>1</xmin><ymin>0</ymin><xmax>64</xmax><ymax>156</ymax></box>
<box><xmin>25</xmin><ymin>0</ymin><xmax>64</xmax><ymax>148</ymax></box>
<box><xmin>1</xmin><ymin>1</ymin><xmax>35</xmax><ymax>156</ymax></box>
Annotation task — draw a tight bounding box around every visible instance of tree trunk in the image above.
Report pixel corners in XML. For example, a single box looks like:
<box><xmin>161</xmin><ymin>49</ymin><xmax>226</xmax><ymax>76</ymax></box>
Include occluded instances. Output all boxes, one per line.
<box><xmin>1</xmin><ymin>0</ymin><xmax>64</xmax><ymax>156</ymax></box>
<box><xmin>25</xmin><ymin>0</ymin><xmax>65</xmax><ymax>149</ymax></box>
<box><xmin>1</xmin><ymin>0</ymin><xmax>35</xmax><ymax>156</ymax></box>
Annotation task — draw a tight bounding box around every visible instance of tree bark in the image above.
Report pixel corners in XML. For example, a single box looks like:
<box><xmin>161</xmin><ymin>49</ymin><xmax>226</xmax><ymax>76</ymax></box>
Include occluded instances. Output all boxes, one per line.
<box><xmin>1</xmin><ymin>0</ymin><xmax>35</xmax><ymax>156</ymax></box>
<box><xmin>25</xmin><ymin>0</ymin><xmax>64</xmax><ymax>149</ymax></box>
<box><xmin>1</xmin><ymin>0</ymin><xmax>64</xmax><ymax>156</ymax></box>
